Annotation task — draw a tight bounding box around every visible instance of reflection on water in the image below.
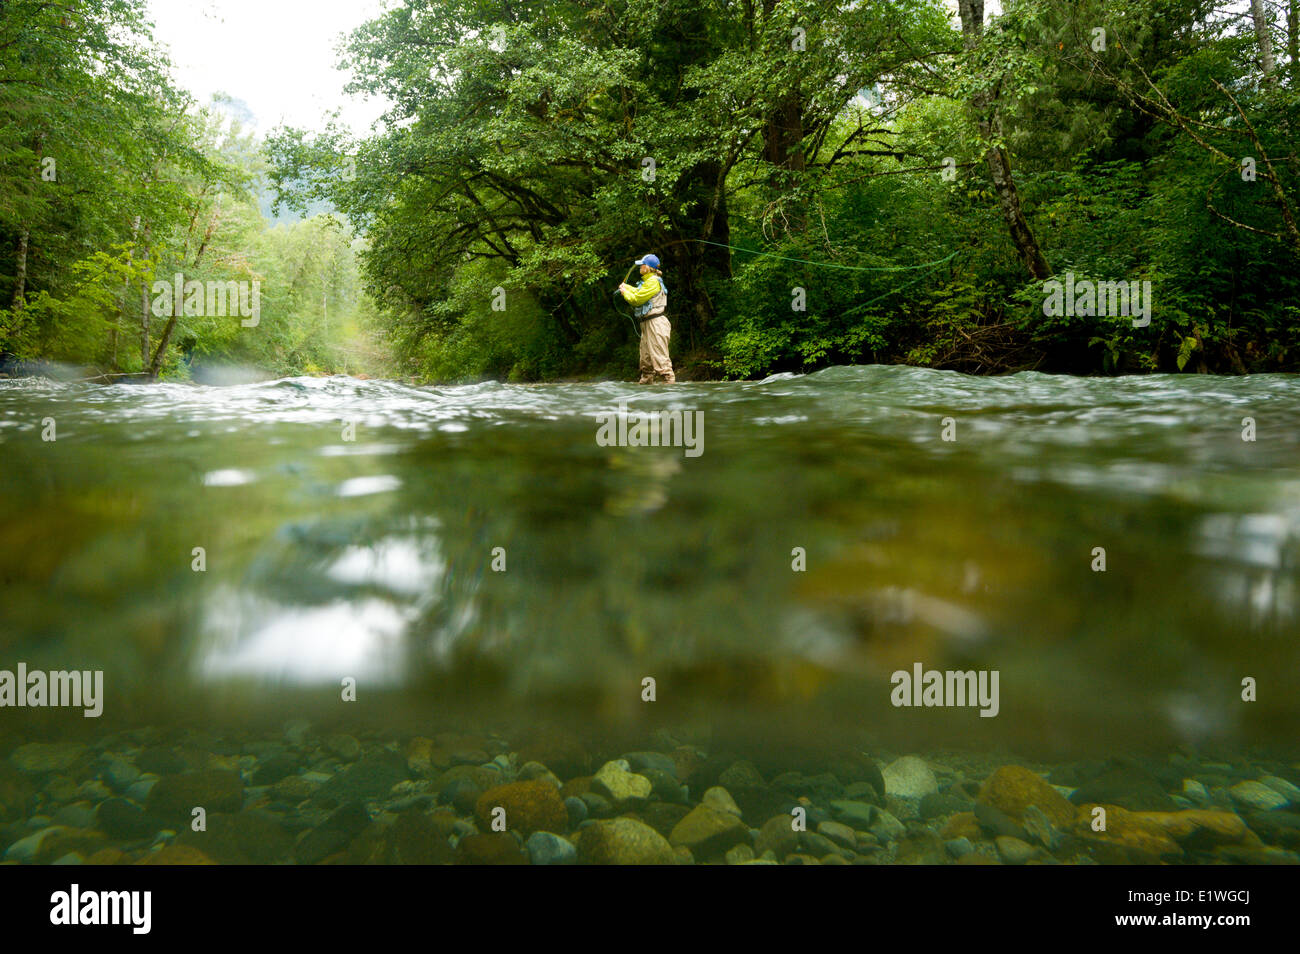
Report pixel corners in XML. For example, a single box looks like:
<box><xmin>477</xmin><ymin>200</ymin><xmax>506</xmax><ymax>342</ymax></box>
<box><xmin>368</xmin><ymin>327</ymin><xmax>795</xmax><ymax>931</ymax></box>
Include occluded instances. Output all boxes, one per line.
<box><xmin>2</xmin><ymin>367</ymin><xmax>1299</xmax><ymax>747</ymax></box>
<box><xmin>2</xmin><ymin>367</ymin><xmax>1299</xmax><ymax>864</ymax></box>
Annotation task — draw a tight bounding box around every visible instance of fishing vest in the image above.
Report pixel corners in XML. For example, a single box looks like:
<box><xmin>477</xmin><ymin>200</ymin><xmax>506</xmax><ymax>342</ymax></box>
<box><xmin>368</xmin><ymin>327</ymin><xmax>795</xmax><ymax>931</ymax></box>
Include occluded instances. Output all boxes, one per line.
<box><xmin>636</xmin><ymin>276</ymin><xmax>668</xmax><ymax>322</ymax></box>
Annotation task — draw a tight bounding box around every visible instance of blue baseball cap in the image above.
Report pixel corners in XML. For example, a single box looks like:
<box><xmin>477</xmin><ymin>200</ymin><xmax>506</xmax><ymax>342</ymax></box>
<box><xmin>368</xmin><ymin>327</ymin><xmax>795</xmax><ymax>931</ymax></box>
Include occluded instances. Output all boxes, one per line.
<box><xmin>634</xmin><ymin>254</ymin><xmax>660</xmax><ymax>269</ymax></box>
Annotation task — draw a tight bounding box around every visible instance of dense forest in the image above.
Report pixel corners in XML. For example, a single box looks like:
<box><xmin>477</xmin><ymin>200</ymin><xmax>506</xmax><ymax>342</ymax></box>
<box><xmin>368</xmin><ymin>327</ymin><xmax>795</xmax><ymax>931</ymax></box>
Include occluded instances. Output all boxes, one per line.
<box><xmin>0</xmin><ymin>0</ymin><xmax>383</xmax><ymax>380</ymax></box>
<box><xmin>3</xmin><ymin>0</ymin><xmax>1299</xmax><ymax>382</ymax></box>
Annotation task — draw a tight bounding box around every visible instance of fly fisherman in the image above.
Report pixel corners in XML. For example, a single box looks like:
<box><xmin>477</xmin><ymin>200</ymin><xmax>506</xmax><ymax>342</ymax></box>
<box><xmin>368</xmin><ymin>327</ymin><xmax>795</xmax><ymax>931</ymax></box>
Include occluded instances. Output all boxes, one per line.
<box><xmin>618</xmin><ymin>254</ymin><xmax>675</xmax><ymax>384</ymax></box>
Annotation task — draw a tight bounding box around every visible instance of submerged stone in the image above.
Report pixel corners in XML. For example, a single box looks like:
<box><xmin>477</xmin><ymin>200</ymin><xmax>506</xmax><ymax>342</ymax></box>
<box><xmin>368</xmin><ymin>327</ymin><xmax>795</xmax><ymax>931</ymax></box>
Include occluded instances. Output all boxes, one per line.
<box><xmin>146</xmin><ymin>770</ymin><xmax>244</xmax><ymax>820</ymax></box>
<box><xmin>526</xmin><ymin>831</ymin><xmax>576</xmax><ymax>865</ymax></box>
<box><xmin>979</xmin><ymin>765</ymin><xmax>1075</xmax><ymax>827</ymax></box>
<box><xmin>669</xmin><ymin>804</ymin><xmax>749</xmax><ymax>857</ymax></box>
<box><xmin>474</xmin><ymin>780</ymin><xmax>568</xmax><ymax>836</ymax></box>
<box><xmin>576</xmin><ymin>818</ymin><xmax>676</xmax><ymax>865</ymax></box>
<box><xmin>1229</xmin><ymin>781</ymin><xmax>1289</xmax><ymax>812</ymax></box>
<box><xmin>591</xmin><ymin>760</ymin><xmax>651</xmax><ymax>807</ymax></box>
<box><xmin>883</xmin><ymin>755</ymin><xmax>939</xmax><ymax>800</ymax></box>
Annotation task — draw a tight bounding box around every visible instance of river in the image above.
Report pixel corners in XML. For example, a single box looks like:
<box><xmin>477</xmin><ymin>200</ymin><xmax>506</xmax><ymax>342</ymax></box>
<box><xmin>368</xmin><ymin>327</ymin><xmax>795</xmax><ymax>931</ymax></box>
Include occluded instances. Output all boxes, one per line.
<box><xmin>2</xmin><ymin>366</ymin><xmax>1298</xmax><ymax>864</ymax></box>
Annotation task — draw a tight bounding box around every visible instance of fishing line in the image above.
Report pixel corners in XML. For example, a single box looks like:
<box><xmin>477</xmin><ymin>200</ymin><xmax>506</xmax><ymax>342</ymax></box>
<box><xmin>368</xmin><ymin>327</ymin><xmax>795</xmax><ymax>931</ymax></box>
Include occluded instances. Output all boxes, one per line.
<box><xmin>610</xmin><ymin>240</ymin><xmax>961</xmax><ymax>335</ymax></box>
<box><xmin>614</xmin><ymin>262</ymin><xmax>642</xmax><ymax>338</ymax></box>
<box><xmin>678</xmin><ymin>238</ymin><xmax>962</xmax><ymax>273</ymax></box>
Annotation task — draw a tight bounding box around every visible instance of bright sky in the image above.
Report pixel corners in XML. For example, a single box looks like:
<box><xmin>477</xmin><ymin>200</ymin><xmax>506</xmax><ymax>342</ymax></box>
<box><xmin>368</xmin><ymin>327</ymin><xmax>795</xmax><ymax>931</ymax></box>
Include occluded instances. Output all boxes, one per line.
<box><xmin>146</xmin><ymin>0</ymin><xmax>393</xmax><ymax>135</ymax></box>
<box><xmin>146</xmin><ymin>0</ymin><xmax>1000</xmax><ymax>136</ymax></box>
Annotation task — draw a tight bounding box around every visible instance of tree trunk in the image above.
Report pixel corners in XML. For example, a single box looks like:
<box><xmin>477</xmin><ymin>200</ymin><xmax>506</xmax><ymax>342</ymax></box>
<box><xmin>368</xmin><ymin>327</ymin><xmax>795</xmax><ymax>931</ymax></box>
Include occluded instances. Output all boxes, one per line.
<box><xmin>761</xmin><ymin>0</ymin><xmax>806</xmax><ymax>231</ymax></box>
<box><xmin>140</xmin><ymin>281</ymin><xmax>150</xmax><ymax>368</ymax></box>
<box><xmin>11</xmin><ymin>227</ymin><xmax>28</xmax><ymax>309</ymax></box>
<box><xmin>982</xmin><ymin>139</ymin><xmax>1052</xmax><ymax>279</ymax></box>
<box><xmin>958</xmin><ymin>0</ymin><xmax>984</xmax><ymax>49</ymax></box>
<box><xmin>764</xmin><ymin>95</ymin><xmax>806</xmax><ymax>175</ymax></box>
<box><xmin>1288</xmin><ymin>0</ymin><xmax>1299</xmax><ymax>78</ymax></box>
<box><xmin>112</xmin><ymin>215</ymin><xmax>142</xmax><ymax>373</ymax></box>
<box><xmin>1251</xmin><ymin>0</ymin><xmax>1277</xmax><ymax>78</ymax></box>
<box><xmin>148</xmin><ymin>272</ymin><xmax>181</xmax><ymax>379</ymax></box>
<box><xmin>150</xmin><ymin>203</ymin><xmax>221</xmax><ymax>378</ymax></box>
<box><xmin>667</xmin><ymin>157</ymin><xmax>731</xmax><ymax>347</ymax></box>
<box><xmin>959</xmin><ymin>0</ymin><xmax>1052</xmax><ymax>280</ymax></box>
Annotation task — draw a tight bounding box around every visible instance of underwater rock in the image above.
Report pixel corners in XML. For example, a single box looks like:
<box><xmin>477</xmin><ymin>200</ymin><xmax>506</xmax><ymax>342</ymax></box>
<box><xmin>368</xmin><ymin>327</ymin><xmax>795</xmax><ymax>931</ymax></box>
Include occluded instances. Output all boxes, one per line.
<box><xmin>0</xmin><ymin>762</ymin><xmax>35</xmax><ymax>822</ymax></box>
<box><xmin>1181</xmin><ymin>779</ymin><xmax>1211</xmax><ymax>808</ymax></box>
<box><xmin>979</xmin><ymin>765</ymin><xmax>1075</xmax><ymax>827</ymax></box>
<box><xmin>1071</xmin><ymin>805</ymin><xmax>1182</xmax><ymax>861</ymax></box>
<box><xmin>293</xmin><ymin>800</ymin><xmax>372</xmax><ymax>864</ymax></box>
<box><xmin>136</xmin><ymin>746</ymin><xmax>188</xmax><ymax>776</ymax></box>
<box><xmin>1230</xmin><ymin>781</ymin><xmax>1289</xmax><ymax>812</ymax></box>
<box><xmin>799</xmin><ymin>830</ymin><xmax>848</xmax><ymax>860</ymax></box>
<box><xmin>945</xmin><ymin>836</ymin><xmax>974</xmax><ymax>858</ymax></box>
<box><xmin>385</xmin><ymin>809</ymin><xmax>456</xmax><ymax>865</ymax></box>
<box><xmin>637</xmin><ymin>801</ymin><xmax>691</xmax><ymax>837</ymax></box>
<box><xmin>1132</xmin><ymin>809</ymin><xmax>1249</xmax><ymax>849</ymax></box>
<box><xmin>669</xmin><ymin>804</ymin><xmax>749</xmax><ymax>856</ymax></box>
<box><xmin>84</xmin><ymin>847</ymin><xmax>127</xmax><ymax>865</ymax></box>
<box><xmin>940</xmin><ymin>812</ymin><xmax>982</xmax><ymax>841</ymax></box>
<box><xmin>995</xmin><ymin>836</ymin><xmax>1036</xmax><ymax>865</ymax></box>
<box><xmin>973</xmin><ymin>804</ymin><xmax>1027</xmax><ymax>840</ymax></box>
<box><xmin>718</xmin><ymin>760</ymin><xmax>765</xmax><ymax>790</ymax></box>
<box><xmin>96</xmin><ymin>799</ymin><xmax>154</xmax><ymax>840</ymax></box>
<box><xmin>622</xmin><ymin>751</ymin><xmax>679</xmax><ymax>778</ymax></box>
<box><xmin>726</xmin><ymin>843</ymin><xmax>755</xmax><ymax>864</ymax></box>
<box><xmin>4</xmin><ymin>825</ymin><xmax>65</xmax><ymax>862</ymax></box>
<box><xmin>920</xmin><ymin>792</ymin><xmax>973</xmax><ymax>820</ymax></box>
<box><xmin>97</xmin><ymin>755</ymin><xmax>140</xmax><ymax>793</ymax></box>
<box><xmin>51</xmin><ymin>802</ymin><xmax>97</xmax><ymax>830</ymax></box>
<box><xmin>314</xmin><ymin>753</ymin><xmax>407</xmax><ymax>806</ymax></box>
<box><xmin>1261</xmin><ymin>776</ymin><xmax>1300</xmax><ymax>805</ymax></box>
<box><xmin>1021</xmin><ymin>804</ymin><xmax>1062</xmax><ymax>851</ymax></box>
<box><xmin>869</xmin><ymin>809</ymin><xmax>906</xmax><ymax>844</ymax></box>
<box><xmin>271</xmin><ymin>775</ymin><xmax>315</xmax><ymax>803</ymax></box>
<box><xmin>283</xmin><ymin>719</ymin><xmax>312</xmax><ymax>746</ymax></box>
<box><xmin>516</xmin><ymin>761</ymin><xmax>562</xmax><ymax>789</ymax></box>
<box><xmin>727</xmin><ymin>786</ymin><xmax>793</xmax><ymax>823</ymax></box>
<box><xmin>817</xmin><ymin>820</ymin><xmax>856</xmax><ymax>849</ymax></box>
<box><xmin>515</xmin><ymin>730</ymin><xmax>590</xmax><ymax>781</ymax></box>
<box><xmin>564</xmin><ymin>796</ymin><xmax>587</xmax><ymax>827</ymax></box>
<box><xmin>701</xmin><ymin>786</ymin><xmax>743</xmax><ymax>818</ymax></box>
<box><xmin>177</xmin><ymin>810</ymin><xmax>292</xmax><ymax>865</ymax></box>
<box><xmin>75</xmin><ymin>780</ymin><xmax>112</xmax><ymax>803</ymax></box>
<box><xmin>324</xmin><ymin>735</ymin><xmax>361</xmax><ymax>762</ymax></box>
<box><xmin>828</xmin><ymin>800</ymin><xmax>875</xmax><ymax>829</ymax></box>
<box><xmin>755</xmin><ymin>815</ymin><xmax>800</xmax><ymax>859</ymax></box>
<box><xmin>579</xmin><ymin>792</ymin><xmax>615</xmax><ymax>819</ymax></box>
<box><xmin>250</xmin><ymin>753</ymin><xmax>299</xmax><ymax>787</ymax></box>
<box><xmin>1068</xmin><ymin>763</ymin><xmax>1176</xmax><ymax>812</ymax></box>
<box><xmin>883</xmin><ymin>755</ymin><xmax>939</xmax><ymax>800</ymax></box>
<box><xmin>576</xmin><ymin>818</ymin><xmax>676</xmax><ymax>865</ymax></box>
<box><xmin>1246</xmin><ymin>811</ymin><xmax>1300</xmax><ymax>849</ymax></box>
<box><xmin>124</xmin><ymin>777</ymin><xmax>158</xmax><ymax>803</ymax></box>
<box><xmin>43</xmin><ymin>776</ymin><xmax>78</xmax><ymax>803</ymax></box>
<box><xmin>526</xmin><ymin>831</ymin><xmax>576</xmax><ymax>865</ymax></box>
<box><xmin>146</xmin><ymin>770</ymin><xmax>244</xmax><ymax>820</ymax></box>
<box><xmin>11</xmin><ymin>742</ymin><xmax>86</xmax><ymax>774</ymax></box>
<box><xmin>474</xmin><ymin>780</ymin><xmax>568</xmax><ymax>836</ymax></box>
<box><xmin>137</xmin><ymin>844</ymin><xmax>218</xmax><ymax>865</ymax></box>
<box><xmin>640</xmin><ymin>768</ymin><xmax>688</xmax><ymax>804</ymax></box>
<box><xmin>404</xmin><ymin>737</ymin><xmax>438</xmax><ymax>777</ymax></box>
<box><xmin>591</xmin><ymin>760</ymin><xmax>651</xmax><ymax>807</ymax></box>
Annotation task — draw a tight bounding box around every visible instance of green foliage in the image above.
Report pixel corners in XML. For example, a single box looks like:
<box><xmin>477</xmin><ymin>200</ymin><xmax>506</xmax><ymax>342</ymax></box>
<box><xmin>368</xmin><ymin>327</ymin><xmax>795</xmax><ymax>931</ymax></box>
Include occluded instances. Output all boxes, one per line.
<box><xmin>4</xmin><ymin>0</ymin><xmax>1299</xmax><ymax>382</ymax></box>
